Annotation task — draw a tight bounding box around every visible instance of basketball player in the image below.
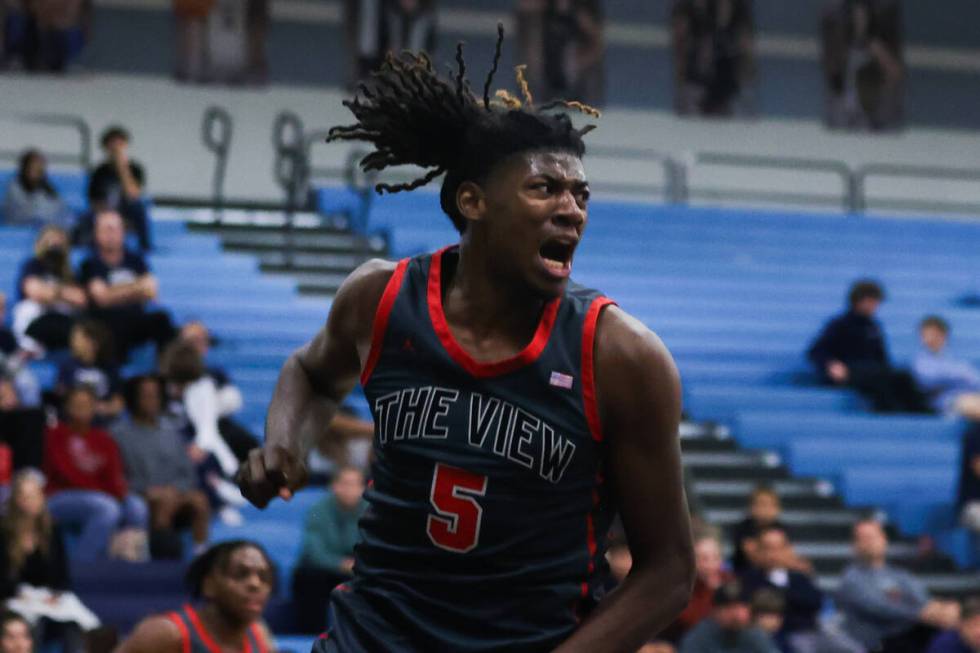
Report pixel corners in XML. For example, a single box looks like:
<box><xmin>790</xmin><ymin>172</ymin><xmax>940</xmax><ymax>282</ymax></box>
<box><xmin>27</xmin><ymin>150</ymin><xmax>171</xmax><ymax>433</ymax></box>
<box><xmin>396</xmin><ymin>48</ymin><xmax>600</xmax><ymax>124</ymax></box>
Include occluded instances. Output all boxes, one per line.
<box><xmin>237</xmin><ymin>30</ymin><xmax>695</xmax><ymax>652</ymax></box>
<box><xmin>118</xmin><ymin>541</ymin><xmax>275</xmax><ymax>653</ymax></box>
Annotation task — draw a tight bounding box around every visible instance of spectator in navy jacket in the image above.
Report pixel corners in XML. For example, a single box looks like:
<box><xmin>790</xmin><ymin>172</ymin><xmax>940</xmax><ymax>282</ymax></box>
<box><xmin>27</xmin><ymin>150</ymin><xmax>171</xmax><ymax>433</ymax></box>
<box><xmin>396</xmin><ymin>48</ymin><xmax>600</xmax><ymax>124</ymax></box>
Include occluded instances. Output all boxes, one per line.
<box><xmin>56</xmin><ymin>319</ymin><xmax>124</xmax><ymax>423</ymax></box>
<box><xmin>807</xmin><ymin>279</ymin><xmax>929</xmax><ymax>413</ymax></box>
<box><xmin>927</xmin><ymin>597</ymin><xmax>980</xmax><ymax>653</ymax></box>
<box><xmin>77</xmin><ymin>210</ymin><xmax>174</xmax><ymax>360</ymax></box>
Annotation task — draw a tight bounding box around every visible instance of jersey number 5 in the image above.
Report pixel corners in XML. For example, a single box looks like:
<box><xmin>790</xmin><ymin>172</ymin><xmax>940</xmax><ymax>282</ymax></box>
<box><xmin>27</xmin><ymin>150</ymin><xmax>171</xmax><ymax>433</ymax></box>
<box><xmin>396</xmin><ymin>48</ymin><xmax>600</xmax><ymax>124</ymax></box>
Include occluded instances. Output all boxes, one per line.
<box><xmin>426</xmin><ymin>462</ymin><xmax>488</xmax><ymax>553</ymax></box>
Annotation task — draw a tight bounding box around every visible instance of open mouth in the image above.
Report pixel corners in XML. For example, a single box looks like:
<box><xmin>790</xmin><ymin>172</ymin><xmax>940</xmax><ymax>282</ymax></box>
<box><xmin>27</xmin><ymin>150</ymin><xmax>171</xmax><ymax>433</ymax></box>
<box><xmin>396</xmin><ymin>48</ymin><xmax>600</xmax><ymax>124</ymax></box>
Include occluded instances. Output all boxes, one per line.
<box><xmin>538</xmin><ymin>239</ymin><xmax>576</xmax><ymax>277</ymax></box>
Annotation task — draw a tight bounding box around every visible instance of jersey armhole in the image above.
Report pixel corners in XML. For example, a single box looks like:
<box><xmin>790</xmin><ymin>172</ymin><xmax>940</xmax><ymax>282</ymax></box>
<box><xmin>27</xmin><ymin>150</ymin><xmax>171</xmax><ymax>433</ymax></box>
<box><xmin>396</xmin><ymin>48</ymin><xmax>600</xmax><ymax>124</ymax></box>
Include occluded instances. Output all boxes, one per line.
<box><xmin>166</xmin><ymin>613</ymin><xmax>192</xmax><ymax>653</ymax></box>
<box><xmin>581</xmin><ymin>297</ymin><xmax>616</xmax><ymax>443</ymax></box>
<box><xmin>360</xmin><ymin>258</ymin><xmax>410</xmax><ymax>386</ymax></box>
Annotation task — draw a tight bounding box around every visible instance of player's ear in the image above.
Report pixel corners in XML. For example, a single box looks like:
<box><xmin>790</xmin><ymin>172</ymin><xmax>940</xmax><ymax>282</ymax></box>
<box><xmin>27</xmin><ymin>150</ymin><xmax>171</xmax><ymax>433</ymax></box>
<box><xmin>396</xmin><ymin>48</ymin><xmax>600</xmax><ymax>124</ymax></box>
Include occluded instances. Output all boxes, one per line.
<box><xmin>455</xmin><ymin>181</ymin><xmax>486</xmax><ymax>227</ymax></box>
<box><xmin>201</xmin><ymin>574</ymin><xmax>216</xmax><ymax>601</ymax></box>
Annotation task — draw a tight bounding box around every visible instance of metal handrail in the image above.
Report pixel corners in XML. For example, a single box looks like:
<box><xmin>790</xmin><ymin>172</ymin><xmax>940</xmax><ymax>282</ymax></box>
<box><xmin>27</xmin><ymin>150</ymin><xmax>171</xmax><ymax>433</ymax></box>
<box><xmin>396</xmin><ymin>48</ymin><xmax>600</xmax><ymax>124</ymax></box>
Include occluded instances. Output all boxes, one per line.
<box><xmin>854</xmin><ymin>162</ymin><xmax>980</xmax><ymax>213</ymax></box>
<box><xmin>587</xmin><ymin>144</ymin><xmax>687</xmax><ymax>204</ymax></box>
<box><xmin>690</xmin><ymin>151</ymin><xmax>858</xmax><ymax>212</ymax></box>
<box><xmin>0</xmin><ymin>112</ymin><xmax>92</xmax><ymax>169</ymax></box>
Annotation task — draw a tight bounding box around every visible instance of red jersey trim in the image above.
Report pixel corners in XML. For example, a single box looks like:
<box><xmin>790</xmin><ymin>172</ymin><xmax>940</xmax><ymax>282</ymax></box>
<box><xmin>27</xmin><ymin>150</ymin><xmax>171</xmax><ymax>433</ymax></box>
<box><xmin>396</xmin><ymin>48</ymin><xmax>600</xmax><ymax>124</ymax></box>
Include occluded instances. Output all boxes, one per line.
<box><xmin>581</xmin><ymin>297</ymin><xmax>616</xmax><ymax>443</ymax></box>
<box><xmin>183</xmin><ymin>604</ymin><xmax>250</xmax><ymax>653</ymax></box>
<box><xmin>167</xmin><ymin>612</ymin><xmax>192</xmax><ymax>653</ymax></box>
<box><xmin>360</xmin><ymin>258</ymin><xmax>410</xmax><ymax>386</ymax></box>
<box><xmin>249</xmin><ymin>623</ymin><xmax>268</xmax><ymax>653</ymax></box>
<box><xmin>427</xmin><ymin>247</ymin><xmax>561</xmax><ymax>379</ymax></box>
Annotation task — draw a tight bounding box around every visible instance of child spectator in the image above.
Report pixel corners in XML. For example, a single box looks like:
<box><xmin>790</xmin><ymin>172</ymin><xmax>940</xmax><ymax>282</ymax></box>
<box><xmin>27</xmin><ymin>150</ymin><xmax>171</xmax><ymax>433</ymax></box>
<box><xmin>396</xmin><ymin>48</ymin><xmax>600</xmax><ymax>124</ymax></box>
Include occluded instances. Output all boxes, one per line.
<box><xmin>0</xmin><ymin>470</ymin><xmax>100</xmax><ymax>653</ymax></box>
<box><xmin>926</xmin><ymin>597</ymin><xmax>980</xmax><ymax>653</ymax></box>
<box><xmin>77</xmin><ymin>210</ymin><xmax>175</xmax><ymax>360</ymax></box>
<box><xmin>0</xmin><ymin>612</ymin><xmax>32</xmax><ymax>653</ymax></box>
<box><xmin>83</xmin><ymin>127</ymin><xmax>151</xmax><ymax>251</ymax></box>
<box><xmin>113</xmin><ymin>376</ymin><xmax>210</xmax><ymax>558</ymax></box>
<box><xmin>56</xmin><ymin>320</ymin><xmax>123</xmax><ymax>423</ymax></box>
<box><xmin>751</xmin><ymin>589</ymin><xmax>787</xmax><ymax>652</ymax></box>
<box><xmin>12</xmin><ymin>227</ymin><xmax>85</xmax><ymax>355</ymax></box>
<box><xmin>680</xmin><ymin>581</ymin><xmax>779</xmax><ymax>653</ymax></box>
<box><xmin>1</xmin><ymin>149</ymin><xmax>72</xmax><ymax>228</ymax></box>
<box><xmin>291</xmin><ymin>466</ymin><xmax>367</xmax><ymax>634</ymax></box>
<box><xmin>43</xmin><ymin>385</ymin><xmax>148</xmax><ymax>561</ymax></box>
<box><xmin>913</xmin><ymin>316</ymin><xmax>980</xmax><ymax>421</ymax></box>
<box><xmin>661</xmin><ymin>529</ymin><xmax>735</xmax><ymax>643</ymax></box>
<box><xmin>729</xmin><ymin>486</ymin><xmax>810</xmax><ymax>574</ymax></box>
<box><xmin>807</xmin><ymin>279</ymin><xmax>929</xmax><ymax>413</ymax></box>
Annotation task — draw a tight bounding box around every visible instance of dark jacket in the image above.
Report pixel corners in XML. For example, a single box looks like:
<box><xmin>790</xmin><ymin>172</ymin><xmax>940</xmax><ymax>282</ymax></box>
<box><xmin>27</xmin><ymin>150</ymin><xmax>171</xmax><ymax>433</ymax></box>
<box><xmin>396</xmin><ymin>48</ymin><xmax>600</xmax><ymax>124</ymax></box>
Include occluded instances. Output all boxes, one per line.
<box><xmin>740</xmin><ymin>567</ymin><xmax>823</xmax><ymax>634</ymax></box>
<box><xmin>0</xmin><ymin>524</ymin><xmax>70</xmax><ymax>599</ymax></box>
<box><xmin>807</xmin><ymin>311</ymin><xmax>889</xmax><ymax>379</ymax></box>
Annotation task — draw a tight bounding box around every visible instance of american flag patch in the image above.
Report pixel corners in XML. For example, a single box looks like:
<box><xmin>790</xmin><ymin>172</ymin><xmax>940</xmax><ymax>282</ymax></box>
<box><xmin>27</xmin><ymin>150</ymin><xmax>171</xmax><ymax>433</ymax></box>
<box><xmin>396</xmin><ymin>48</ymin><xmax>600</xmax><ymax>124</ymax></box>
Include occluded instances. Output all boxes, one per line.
<box><xmin>549</xmin><ymin>371</ymin><xmax>574</xmax><ymax>389</ymax></box>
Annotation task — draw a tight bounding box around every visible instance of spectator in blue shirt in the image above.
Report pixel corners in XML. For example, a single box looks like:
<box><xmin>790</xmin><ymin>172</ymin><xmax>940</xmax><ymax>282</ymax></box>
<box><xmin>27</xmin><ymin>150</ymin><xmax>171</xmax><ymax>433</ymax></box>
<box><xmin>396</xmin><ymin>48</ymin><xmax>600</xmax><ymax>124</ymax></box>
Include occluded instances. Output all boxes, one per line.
<box><xmin>77</xmin><ymin>210</ymin><xmax>175</xmax><ymax>360</ymax></box>
<box><xmin>291</xmin><ymin>466</ymin><xmax>367</xmax><ymax>633</ymax></box>
<box><xmin>927</xmin><ymin>597</ymin><xmax>980</xmax><ymax>653</ymax></box>
<box><xmin>912</xmin><ymin>315</ymin><xmax>980</xmax><ymax>422</ymax></box>
<box><xmin>838</xmin><ymin>519</ymin><xmax>960</xmax><ymax>652</ymax></box>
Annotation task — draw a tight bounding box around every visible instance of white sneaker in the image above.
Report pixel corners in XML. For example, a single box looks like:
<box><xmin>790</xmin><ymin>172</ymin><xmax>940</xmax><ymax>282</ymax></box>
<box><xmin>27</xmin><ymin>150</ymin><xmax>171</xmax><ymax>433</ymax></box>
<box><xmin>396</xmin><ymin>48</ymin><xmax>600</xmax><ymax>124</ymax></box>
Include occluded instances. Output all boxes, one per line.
<box><xmin>210</xmin><ymin>476</ymin><xmax>247</xmax><ymax>507</ymax></box>
<box><xmin>219</xmin><ymin>506</ymin><xmax>244</xmax><ymax>527</ymax></box>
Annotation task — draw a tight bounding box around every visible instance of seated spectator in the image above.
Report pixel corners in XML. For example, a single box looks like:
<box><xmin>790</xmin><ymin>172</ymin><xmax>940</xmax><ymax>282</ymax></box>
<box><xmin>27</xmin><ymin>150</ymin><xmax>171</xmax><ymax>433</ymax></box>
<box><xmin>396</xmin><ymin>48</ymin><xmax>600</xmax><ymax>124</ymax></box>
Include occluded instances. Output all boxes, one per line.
<box><xmin>291</xmin><ymin>466</ymin><xmax>367</xmax><ymax>634</ymax></box>
<box><xmin>671</xmin><ymin>0</ymin><xmax>755</xmax><ymax>116</ymax></box>
<box><xmin>730</xmin><ymin>485</ymin><xmax>800</xmax><ymax>574</ymax></box>
<box><xmin>11</xmin><ymin>0</ymin><xmax>88</xmax><ymax>72</ymax></box>
<box><xmin>661</xmin><ymin>529</ymin><xmax>735</xmax><ymax>643</ymax></box>
<box><xmin>739</xmin><ymin>526</ymin><xmax>837</xmax><ymax>653</ymax></box>
<box><xmin>43</xmin><ymin>385</ymin><xmax>148</xmax><ymax>561</ymax></box>
<box><xmin>11</xmin><ymin>227</ymin><xmax>85</xmax><ymax>355</ymax></box>
<box><xmin>77</xmin><ymin>209</ymin><xmax>175</xmax><ymax>360</ymax></box>
<box><xmin>0</xmin><ymin>470</ymin><xmax>98</xmax><ymax>653</ymax></box>
<box><xmin>0</xmin><ymin>611</ymin><xmax>32</xmax><ymax>653</ymax></box>
<box><xmin>913</xmin><ymin>315</ymin><xmax>980</xmax><ymax>421</ymax></box>
<box><xmin>1</xmin><ymin>149</ymin><xmax>72</xmax><ymax>228</ymax></box>
<box><xmin>680</xmin><ymin>581</ymin><xmax>779</xmax><ymax>653</ymax></box>
<box><xmin>179</xmin><ymin>321</ymin><xmax>258</xmax><ymax>461</ymax></box>
<box><xmin>750</xmin><ymin>589</ymin><xmax>787</xmax><ymax>652</ymax></box>
<box><xmin>958</xmin><ymin>425</ymin><xmax>980</xmax><ymax>534</ymax></box>
<box><xmin>0</xmin><ymin>293</ymin><xmax>40</xmax><ymax>409</ymax></box>
<box><xmin>807</xmin><ymin>279</ymin><xmax>929</xmax><ymax>413</ymax></box>
<box><xmin>837</xmin><ymin>519</ymin><xmax>960</xmax><ymax>652</ymax></box>
<box><xmin>307</xmin><ymin>405</ymin><xmax>374</xmax><ymax>483</ymax></box>
<box><xmin>0</xmin><ymin>375</ymin><xmax>44</xmax><ymax>471</ymax></box>
<box><xmin>79</xmin><ymin>127</ymin><xmax>151</xmax><ymax>251</ymax></box>
<box><xmin>927</xmin><ymin>597</ymin><xmax>980</xmax><ymax>653</ymax></box>
<box><xmin>56</xmin><ymin>320</ymin><xmax>123</xmax><ymax>423</ymax></box>
<box><xmin>113</xmin><ymin>376</ymin><xmax>210</xmax><ymax>558</ymax></box>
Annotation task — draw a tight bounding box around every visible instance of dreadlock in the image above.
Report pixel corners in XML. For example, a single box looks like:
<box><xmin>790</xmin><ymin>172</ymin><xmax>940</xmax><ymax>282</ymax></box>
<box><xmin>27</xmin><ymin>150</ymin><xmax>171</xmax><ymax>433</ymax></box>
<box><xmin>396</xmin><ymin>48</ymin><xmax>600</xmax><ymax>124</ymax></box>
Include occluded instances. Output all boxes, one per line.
<box><xmin>185</xmin><ymin>540</ymin><xmax>276</xmax><ymax>599</ymax></box>
<box><xmin>327</xmin><ymin>24</ymin><xmax>599</xmax><ymax>233</ymax></box>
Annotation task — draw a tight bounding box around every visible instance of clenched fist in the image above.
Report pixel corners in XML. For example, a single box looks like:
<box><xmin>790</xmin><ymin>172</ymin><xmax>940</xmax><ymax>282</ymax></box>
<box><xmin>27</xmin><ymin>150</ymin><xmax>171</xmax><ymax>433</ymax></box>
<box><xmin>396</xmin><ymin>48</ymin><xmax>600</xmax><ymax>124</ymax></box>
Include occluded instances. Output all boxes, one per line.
<box><xmin>236</xmin><ymin>445</ymin><xmax>309</xmax><ymax>508</ymax></box>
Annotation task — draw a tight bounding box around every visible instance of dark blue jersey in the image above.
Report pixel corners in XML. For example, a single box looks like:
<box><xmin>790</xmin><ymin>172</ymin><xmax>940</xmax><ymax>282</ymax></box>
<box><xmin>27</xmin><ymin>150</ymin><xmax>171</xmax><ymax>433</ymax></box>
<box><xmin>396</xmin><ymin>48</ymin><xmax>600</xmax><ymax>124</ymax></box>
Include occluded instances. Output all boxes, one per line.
<box><xmin>323</xmin><ymin>247</ymin><xmax>616</xmax><ymax>652</ymax></box>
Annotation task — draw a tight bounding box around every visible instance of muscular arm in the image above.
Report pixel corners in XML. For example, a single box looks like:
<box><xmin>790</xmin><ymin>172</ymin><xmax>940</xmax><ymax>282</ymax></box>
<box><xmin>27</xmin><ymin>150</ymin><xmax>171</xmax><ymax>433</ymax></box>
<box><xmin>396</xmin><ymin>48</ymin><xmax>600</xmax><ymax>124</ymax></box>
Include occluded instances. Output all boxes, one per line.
<box><xmin>116</xmin><ymin>616</ymin><xmax>182</xmax><ymax>653</ymax></box>
<box><xmin>555</xmin><ymin>307</ymin><xmax>695</xmax><ymax>653</ymax></box>
<box><xmin>238</xmin><ymin>259</ymin><xmax>394</xmax><ymax>507</ymax></box>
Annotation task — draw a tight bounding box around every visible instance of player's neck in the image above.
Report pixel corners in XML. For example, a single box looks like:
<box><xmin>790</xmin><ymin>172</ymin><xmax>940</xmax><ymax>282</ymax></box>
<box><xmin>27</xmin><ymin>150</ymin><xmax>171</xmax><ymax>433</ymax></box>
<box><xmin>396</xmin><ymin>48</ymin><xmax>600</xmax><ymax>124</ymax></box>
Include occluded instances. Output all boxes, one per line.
<box><xmin>447</xmin><ymin>244</ymin><xmax>545</xmax><ymax>342</ymax></box>
<box><xmin>196</xmin><ymin>604</ymin><xmax>249</xmax><ymax>651</ymax></box>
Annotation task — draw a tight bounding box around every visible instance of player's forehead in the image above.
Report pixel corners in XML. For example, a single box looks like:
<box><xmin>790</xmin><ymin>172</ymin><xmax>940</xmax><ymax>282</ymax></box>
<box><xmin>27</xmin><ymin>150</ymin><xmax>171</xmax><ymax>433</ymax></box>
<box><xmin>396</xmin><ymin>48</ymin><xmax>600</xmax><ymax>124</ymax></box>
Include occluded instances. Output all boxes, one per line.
<box><xmin>493</xmin><ymin>149</ymin><xmax>587</xmax><ymax>184</ymax></box>
<box><xmin>223</xmin><ymin>546</ymin><xmax>271</xmax><ymax>573</ymax></box>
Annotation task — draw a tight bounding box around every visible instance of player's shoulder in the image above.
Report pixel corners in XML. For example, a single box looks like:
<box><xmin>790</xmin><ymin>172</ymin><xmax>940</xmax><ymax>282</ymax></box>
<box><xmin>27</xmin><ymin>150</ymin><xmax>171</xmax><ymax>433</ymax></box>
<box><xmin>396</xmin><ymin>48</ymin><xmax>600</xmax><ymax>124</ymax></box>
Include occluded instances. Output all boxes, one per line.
<box><xmin>594</xmin><ymin>304</ymin><xmax>678</xmax><ymax>383</ymax></box>
<box><xmin>117</xmin><ymin>614</ymin><xmax>183</xmax><ymax>653</ymax></box>
<box><xmin>331</xmin><ymin>258</ymin><xmax>399</xmax><ymax>317</ymax></box>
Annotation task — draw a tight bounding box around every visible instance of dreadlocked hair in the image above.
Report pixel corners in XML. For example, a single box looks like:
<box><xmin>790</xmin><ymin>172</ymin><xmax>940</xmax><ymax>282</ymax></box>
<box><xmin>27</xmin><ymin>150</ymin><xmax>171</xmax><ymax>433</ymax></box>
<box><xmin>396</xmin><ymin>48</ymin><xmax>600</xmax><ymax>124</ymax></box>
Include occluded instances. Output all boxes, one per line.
<box><xmin>327</xmin><ymin>23</ymin><xmax>599</xmax><ymax>233</ymax></box>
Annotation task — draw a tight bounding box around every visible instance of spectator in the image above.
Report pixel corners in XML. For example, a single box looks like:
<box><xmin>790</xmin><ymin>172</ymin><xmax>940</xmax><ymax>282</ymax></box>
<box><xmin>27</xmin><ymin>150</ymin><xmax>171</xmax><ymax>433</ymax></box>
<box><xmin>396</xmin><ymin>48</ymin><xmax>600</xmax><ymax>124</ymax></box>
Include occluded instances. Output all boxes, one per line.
<box><xmin>837</xmin><ymin>519</ymin><xmax>961</xmax><ymax>652</ymax></box>
<box><xmin>55</xmin><ymin>320</ymin><xmax>123</xmax><ymax>423</ymax></box>
<box><xmin>730</xmin><ymin>486</ymin><xmax>798</xmax><ymax>574</ymax></box>
<box><xmin>113</xmin><ymin>376</ymin><xmax>210</xmax><ymax>558</ymax></box>
<box><xmin>661</xmin><ymin>529</ymin><xmax>735</xmax><ymax>643</ymax></box>
<box><xmin>542</xmin><ymin>0</ymin><xmax>605</xmax><ymax>107</ymax></box>
<box><xmin>958</xmin><ymin>425</ymin><xmax>980</xmax><ymax>534</ymax></box>
<box><xmin>0</xmin><ymin>374</ymin><xmax>44</xmax><ymax>472</ymax></box>
<box><xmin>750</xmin><ymin>589</ymin><xmax>787</xmax><ymax>652</ymax></box>
<box><xmin>912</xmin><ymin>316</ymin><xmax>980</xmax><ymax>421</ymax></box>
<box><xmin>807</xmin><ymin>279</ymin><xmax>929</xmax><ymax>413</ymax></box>
<box><xmin>671</xmin><ymin>0</ymin><xmax>755</xmax><ymax>116</ymax></box>
<box><xmin>384</xmin><ymin>0</ymin><xmax>436</xmax><ymax>59</ymax></box>
<box><xmin>11</xmin><ymin>227</ymin><xmax>85</xmax><ymax>355</ymax></box>
<box><xmin>1</xmin><ymin>150</ymin><xmax>72</xmax><ymax>228</ymax></box>
<box><xmin>77</xmin><ymin>210</ymin><xmax>175</xmax><ymax>360</ymax></box>
<box><xmin>0</xmin><ymin>612</ymin><xmax>32</xmax><ymax>653</ymax></box>
<box><xmin>739</xmin><ymin>526</ymin><xmax>832</xmax><ymax>652</ymax></box>
<box><xmin>20</xmin><ymin>0</ymin><xmax>89</xmax><ymax>72</ymax></box>
<box><xmin>341</xmin><ymin>0</ymin><xmax>385</xmax><ymax>87</ymax></box>
<box><xmin>173</xmin><ymin>0</ymin><xmax>212</xmax><ymax>82</ymax></box>
<box><xmin>307</xmin><ymin>406</ymin><xmax>374</xmax><ymax>483</ymax></box>
<box><xmin>291</xmin><ymin>466</ymin><xmax>367</xmax><ymax>633</ymax></box>
<box><xmin>0</xmin><ymin>294</ymin><xmax>40</xmax><ymax>411</ymax></box>
<box><xmin>680</xmin><ymin>581</ymin><xmax>779</xmax><ymax>653</ymax></box>
<box><xmin>0</xmin><ymin>470</ymin><xmax>99</xmax><ymax>653</ymax></box>
<box><xmin>82</xmin><ymin>127</ymin><xmax>151</xmax><ymax>251</ymax></box>
<box><xmin>179</xmin><ymin>321</ymin><xmax>258</xmax><ymax>462</ymax></box>
<box><xmin>927</xmin><ymin>597</ymin><xmax>980</xmax><ymax>653</ymax></box>
<box><xmin>821</xmin><ymin>0</ymin><xmax>904</xmax><ymax>130</ymax></box>
<box><xmin>514</xmin><ymin>0</ymin><xmax>546</xmax><ymax>96</ymax></box>
<box><xmin>43</xmin><ymin>385</ymin><xmax>148</xmax><ymax>561</ymax></box>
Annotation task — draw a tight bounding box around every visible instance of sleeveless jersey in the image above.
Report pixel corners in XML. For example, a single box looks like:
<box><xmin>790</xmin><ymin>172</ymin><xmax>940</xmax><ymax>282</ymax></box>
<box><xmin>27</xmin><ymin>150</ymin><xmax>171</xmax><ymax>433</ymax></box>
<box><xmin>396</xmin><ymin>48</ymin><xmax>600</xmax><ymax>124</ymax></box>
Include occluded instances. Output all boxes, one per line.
<box><xmin>324</xmin><ymin>246</ymin><xmax>616</xmax><ymax>653</ymax></box>
<box><xmin>166</xmin><ymin>605</ymin><xmax>268</xmax><ymax>653</ymax></box>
